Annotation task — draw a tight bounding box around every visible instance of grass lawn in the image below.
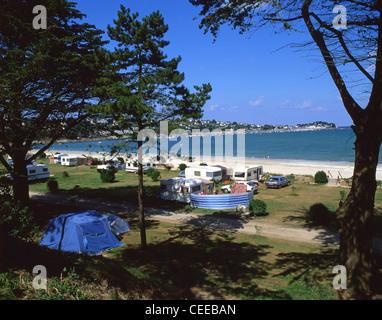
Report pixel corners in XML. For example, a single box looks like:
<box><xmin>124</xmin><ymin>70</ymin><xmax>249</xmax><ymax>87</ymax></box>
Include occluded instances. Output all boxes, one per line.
<box><xmin>1</xmin><ymin>160</ymin><xmax>382</xmax><ymax>299</ymax></box>
<box><xmin>1</xmin><ymin>202</ymin><xmax>339</xmax><ymax>300</ymax></box>
<box><xmin>26</xmin><ymin>160</ymin><xmax>382</xmax><ymax>232</ymax></box>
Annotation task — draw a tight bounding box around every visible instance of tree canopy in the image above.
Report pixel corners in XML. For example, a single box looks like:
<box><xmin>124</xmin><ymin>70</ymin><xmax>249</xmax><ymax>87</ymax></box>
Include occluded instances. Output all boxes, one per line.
<box><xmin>0</xmin><ymin>0</ymin><xmax>110</xmax><ymax>202</ymax></box>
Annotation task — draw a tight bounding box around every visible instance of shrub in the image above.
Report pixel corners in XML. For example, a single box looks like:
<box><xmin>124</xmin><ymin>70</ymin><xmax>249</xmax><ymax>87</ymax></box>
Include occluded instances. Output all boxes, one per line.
<box><xmin>62</xmin><ymin>171</ymin><xmax>70</xmax><ymax>178</ymax></box>
<box><xmin>248</xmin><ymin>199</ymin><xmax>267</xmax><ymax>217</ymax></box>
<box><xmin>178</xmin><ymin>163</ymin><xmax>188</xmax><ymax>171</ymax></box>
<box><xmin>305</xmin><ymin>202</ymin><xmax>335</xmax><ymax>228</ymax></box>
<box><xmin>47</xmin><ymin>178</ymin><xmax>58</xmax><ymax>193</ymax></box>
<box><xmin>0</xmin><ymin>200</ymin><xmax>35</xmax><ymax>239</ymax></box>
<box><xmin>314</xmin><ymin>170</ymin><xmax>328</xmax><ymax>184</ymax></box>
<box><xmin>146</xmin><ymin>168</ymin><xmax>161</xmax><ymax>181</ymax></box>
<box><xmin>99</xmin><ymin>167</ymin><xmax>117</xmax><ymax>183</ymax></box>
<box><xmin>0</xmin><ymin>176</ymin><xmax>13</xmax><ymax>204</ymax></box>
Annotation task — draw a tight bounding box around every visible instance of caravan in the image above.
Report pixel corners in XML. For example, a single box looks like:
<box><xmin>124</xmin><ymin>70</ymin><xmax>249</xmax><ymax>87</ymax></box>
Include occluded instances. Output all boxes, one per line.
<box><xmin>125</xmin><ymin>160</ymin><xmax>154</xmax><ymax>173</ymax></box>
<box><xmin>184</xmin><ymin>166</ymin><xmax>223</xmax><ymax>181</ymax></box>
<box><xmin>232</xmin><ymin>166</ymin><xmax>263</xmax><ymax>183</ymax></box>
<box><xmin>53</xmin><ymin>154</ymin><xmax>68</xmax><ymax>164</ymax></box>
<box><xmin>27</xmin><ymin>164</ymin><xmax>50</xmax><ymax>181</ymax></box>
<box><xmin>160</xmin><ymin>178</ymin><xmax>202</xmax><ymax>203</ymax></box>
<box><xmin>61</xmin><ymin>156</ymin><xmax>78</xmax><ymax>166</ymax></box>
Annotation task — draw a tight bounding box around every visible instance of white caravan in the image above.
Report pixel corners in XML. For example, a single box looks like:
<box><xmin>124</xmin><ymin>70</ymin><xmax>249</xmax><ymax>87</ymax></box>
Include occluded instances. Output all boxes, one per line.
<box><xmin>53</xmin><ymin>154</ymin><xmax>68</xmax><ymax>164</ymax></box>
<box><xmin>160</xmin><ymin>178</ymin><xmax>202</xmax><ymax>203</ymax></box>
<box><xmin>61</xmin><ymin>156</ymin><xmax>78</xmax><ymax>166</ymax></box>
<box><xmin>184</xmin><ymin>166</ymin><xmax>223</xmax><ymax>181</ymax></box>
<box><xmin>232</xmin><ymin>166</ymin><xmax>263</xmax><ymax>182</ymax></box>
<box><xmin>125</xmin><ymin>160</ymin><xmax>154</xmax><ymax>173</ymax></box>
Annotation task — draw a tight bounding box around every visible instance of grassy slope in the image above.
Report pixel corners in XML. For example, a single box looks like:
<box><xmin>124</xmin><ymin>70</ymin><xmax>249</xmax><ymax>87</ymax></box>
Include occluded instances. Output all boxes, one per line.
<box><xmin>2</xmin><ymin>159</ymin><xmax>382</xmax><ymax>299</ymax></box>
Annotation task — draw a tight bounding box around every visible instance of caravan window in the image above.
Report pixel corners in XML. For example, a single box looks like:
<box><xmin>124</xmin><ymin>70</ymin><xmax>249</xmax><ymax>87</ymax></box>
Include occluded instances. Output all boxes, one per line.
<box><xmin>213</xmin><ymin>171</ymin><xmax>220</xmax><ymax>178</ymax></box>
<box><xmin>191</xmin><ymin>185</ymin><xmax>201</xmax><ymax>193</ymax></box>
<box><xmin>29</xmin><ymin>169</ymin><xmax>36</xmax><ymax>174</ymax></box>
<box><xmin>194</xmin><ymin>171</ymin><xmax>201</xmax><ymax>176</ymax></box>
<box><xmin>43</xmin><ymin>168</ymin><xmax>48</xmax><ymax>172</ymax></box>
<box><xmin>160</xmin><ymin>184</ymin><xmax>167</xmax><ymax>190</ymax></box>
<box><xmin>182</xmin><ymin>187</ymin><xmax>189</xmax><ymax>194</ymax></box>
<box><xmin>206</xmin><ymin>172</ymin><xmax>212</xmax><ymax>178</ymax></box>
<box><xmin>235</xmin><ymin>172</ymin><xmax>245</xmax><ymax>178</ymax></box>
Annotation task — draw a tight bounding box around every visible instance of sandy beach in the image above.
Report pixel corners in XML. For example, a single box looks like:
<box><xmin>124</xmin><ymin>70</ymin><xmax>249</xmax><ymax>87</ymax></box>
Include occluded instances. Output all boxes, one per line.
<box><xmin>35</xmin><ymin>149</ymin><xmax>382</xmax><ymax>180</ymax></box>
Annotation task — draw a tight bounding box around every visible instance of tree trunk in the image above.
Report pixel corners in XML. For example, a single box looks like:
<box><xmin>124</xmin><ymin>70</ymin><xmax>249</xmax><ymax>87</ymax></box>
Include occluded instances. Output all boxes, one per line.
<box><xmin>337</xmin><ymin>123</ymin><xmax>382</xmax><ymax>299</ymax></box>
<box><xmin>137</xmin><ymin>133</ymin><xmax>147</xmax><ymax>249</ymax></box>
<box><xmin>11</xmin><ymin>154</ymin><xmax>30</xmax><ymax>205</ymax></box>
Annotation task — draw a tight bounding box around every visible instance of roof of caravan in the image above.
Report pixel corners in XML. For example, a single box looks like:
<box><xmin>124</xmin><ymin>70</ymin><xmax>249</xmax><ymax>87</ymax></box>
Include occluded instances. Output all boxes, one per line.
<box><xmin>161</xmin><ymin>177</ymin><xmax>202</xmax><ymax>185</ymax></box>
<box><xmin>233</xmin><ymin>166</ymin><xmax>262</xmax><ymax>171</ymax></box>
<box><xmin>185</xmin><ymin>166</ymin><xmax>222</xmax><ymax>171</ymax></box>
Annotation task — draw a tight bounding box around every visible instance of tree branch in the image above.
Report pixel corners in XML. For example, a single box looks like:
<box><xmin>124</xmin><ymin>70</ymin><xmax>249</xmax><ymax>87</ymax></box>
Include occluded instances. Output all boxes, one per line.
<box><xmin>309</xmin><ymin>12</ymin><xmax>375</xmax><ymax>84</ymax></box>
<box><xmin>302</xmin><ymin>0</ymin><xmax>364</xmax><ymax>124</ymax></box>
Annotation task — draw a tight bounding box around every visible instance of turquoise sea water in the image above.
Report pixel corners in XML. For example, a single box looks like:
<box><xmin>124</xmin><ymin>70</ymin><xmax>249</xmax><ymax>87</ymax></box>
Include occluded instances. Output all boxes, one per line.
<box><xmin>38</xmin><ymin>128</ymin><xmax>382</xmax><ymax>164</ymax></box>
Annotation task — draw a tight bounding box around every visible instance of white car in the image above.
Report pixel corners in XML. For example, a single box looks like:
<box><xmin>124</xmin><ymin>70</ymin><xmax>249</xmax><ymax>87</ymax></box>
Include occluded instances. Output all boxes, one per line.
<box><xmin>221</xmin><ymin>181</ymin><xmax>258</xmax><ymax>193</ymax></box>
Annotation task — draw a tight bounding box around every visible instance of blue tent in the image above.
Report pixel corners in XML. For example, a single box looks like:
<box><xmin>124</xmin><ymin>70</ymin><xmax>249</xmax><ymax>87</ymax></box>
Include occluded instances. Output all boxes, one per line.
<box><xmin>39</xmin><ymin>210</ymin><xmax>125</xmax><ymax>255</ymax></box>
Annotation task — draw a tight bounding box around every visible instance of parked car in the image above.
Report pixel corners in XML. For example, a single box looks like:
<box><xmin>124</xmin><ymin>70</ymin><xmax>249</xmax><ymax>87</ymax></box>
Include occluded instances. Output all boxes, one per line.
<box><xmin>221</xmin><ymin>181</ymin><xmax>258</xmax><ymax>193</ymax></box>
<box><xmin>265</xmin><ymin>176</ymin><xmax>290</xmax><ymax>189</ymax></box>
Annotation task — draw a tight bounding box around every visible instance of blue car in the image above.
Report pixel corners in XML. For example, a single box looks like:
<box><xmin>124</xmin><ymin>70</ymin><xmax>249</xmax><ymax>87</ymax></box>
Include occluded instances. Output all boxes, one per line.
<box><xmin>265</xmin><ymin>176</ymin><xmax>290</xmax><ymax>189</ymax></box>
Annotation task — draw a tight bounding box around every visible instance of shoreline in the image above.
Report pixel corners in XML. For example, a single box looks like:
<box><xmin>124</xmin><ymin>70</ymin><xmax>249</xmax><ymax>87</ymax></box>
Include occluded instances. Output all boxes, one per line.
<box><xmin>32</xmin><ymin>149</ymin><xmax>382</xmax><ymax>180</ymax></box>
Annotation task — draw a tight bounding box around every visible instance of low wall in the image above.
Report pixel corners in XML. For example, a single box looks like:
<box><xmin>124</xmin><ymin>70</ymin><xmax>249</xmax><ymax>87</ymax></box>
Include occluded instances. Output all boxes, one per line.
<box><xmin>190</xmin><ymin>190</ymin><xmax>254</xmax><ymax>210</ymax></box>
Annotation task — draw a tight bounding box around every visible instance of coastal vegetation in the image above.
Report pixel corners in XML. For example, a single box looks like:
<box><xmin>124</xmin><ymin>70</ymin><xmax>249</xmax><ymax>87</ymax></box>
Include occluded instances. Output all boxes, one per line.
<box><xmin>0</xmin><ymin>160</ymin><xmax>364</xmax><ymax>300</ymax></box>
<box><xmin>189</xmin><ymin>0</ymin><xmax>382</xmax><ymax>299</ymax></box>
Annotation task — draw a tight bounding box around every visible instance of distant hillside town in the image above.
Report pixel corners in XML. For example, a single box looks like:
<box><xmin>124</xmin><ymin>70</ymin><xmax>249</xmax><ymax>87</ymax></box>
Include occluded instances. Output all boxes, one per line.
<box><xmin>59</xmin><ymin>117</ymin><xmax>337</xmax><ymax>141</ymax></box>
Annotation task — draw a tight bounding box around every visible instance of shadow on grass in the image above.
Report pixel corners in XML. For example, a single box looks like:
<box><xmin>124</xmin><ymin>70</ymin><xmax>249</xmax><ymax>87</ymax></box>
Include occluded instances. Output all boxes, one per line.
<box><xmin>115</xmin><ymin>223</ymin><xmax>291</xmax><ymax>300</ymax></box>
<box><xmin>0</xmin><ymin>214</ymin><xmax>291</xmax><ymax>300</ymax></box>
<box><xmin>273</xmin><ymin>248</ymin><xmax>339</xmax><ymax>300</ymax></box>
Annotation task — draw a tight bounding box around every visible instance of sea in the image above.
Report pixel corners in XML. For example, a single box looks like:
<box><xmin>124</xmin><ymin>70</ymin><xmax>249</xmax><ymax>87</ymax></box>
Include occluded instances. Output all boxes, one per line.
<box><xmin>36</xmin><ymin>128</ymin><xmax>382</xmax><ymax>165</ymax></box>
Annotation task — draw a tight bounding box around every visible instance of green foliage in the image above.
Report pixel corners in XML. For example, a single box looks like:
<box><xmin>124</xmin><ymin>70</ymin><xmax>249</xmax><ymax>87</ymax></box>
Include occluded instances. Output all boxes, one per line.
<box><xmin>314</xmin><ymin>171</ymin><xmax>328</xmax><ymax>184</ymax></box>
<box><xmin>47</xmin><ymin>178</ymin><xmax>59</xmax><ymax>193</ymax></box>
<box><xmin>0</xmin><ymin>201</ymin><xmax>34</xmax><ymax>239</ymax></box>
<box><xmin>62</xmin><ymin>171</ymin><xmax>70</xmax><ymax>178</ymax></box>
<box><xmin>183</xmin><ymin>204</ymin><xmax>195</xmax><ymax>213</ymax></box>
<box><xmin>339</xmin><ymin>190</ymin><xmax>347</xmax><ymax>201</ymax></box>
<box><xmin>178</xmin><ymin>163</ymin><xmax>188</xmax><ymax>171</ymax></box>
<box><xmin>99</xmin><ymin>167</ymin><xmax>118</xmax><ymax>183</ymax></box>
<box><xmin>0</xmin><ymin>0</ymin><xmax>110</xmax><ymax>202</ymax></box>
<box><xmin>146</xmin><ymin>168</ymin><xmax>161</xmax><ymax>181</ymax></box>
<box><xmin>248</xmin><ymin>199</ymin><xmax>268</xmax><ymax>217</ymax></box>
<box><xmin>0</xmin><ymin>176</ymin><xmax>13</xmax><ymax>204</ymax></box>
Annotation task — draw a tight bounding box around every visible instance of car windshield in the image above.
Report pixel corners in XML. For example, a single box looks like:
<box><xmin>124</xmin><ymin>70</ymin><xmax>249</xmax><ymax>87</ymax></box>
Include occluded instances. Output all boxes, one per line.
<box><xmin>269</xmin><ymin>177</ymin><xmax>279</xmax><ymax>181</ymax></box>
<box><xmin>247</xmin><ymin>182</ymin><xmax>255</xmax><ymax>186</ymax></box>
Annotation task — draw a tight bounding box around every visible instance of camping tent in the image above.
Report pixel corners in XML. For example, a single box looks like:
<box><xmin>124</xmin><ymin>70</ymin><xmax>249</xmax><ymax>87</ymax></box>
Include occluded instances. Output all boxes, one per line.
<box><xmin>104</xmin><ymin>213</ymin><xmax>131</xmax><ymax>236</ymax></box>
<box><xmin>39</xmin><ymin>210</ymin><xmax>125</xmax><ymax>255</ymax></box>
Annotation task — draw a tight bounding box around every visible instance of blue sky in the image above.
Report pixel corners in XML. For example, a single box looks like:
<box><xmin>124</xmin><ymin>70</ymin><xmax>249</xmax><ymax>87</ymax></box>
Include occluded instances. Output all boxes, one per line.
<box><xmin>74</xmin><ymin>0</ymin><xmax>367</xmax><ymax>127</ymax></box>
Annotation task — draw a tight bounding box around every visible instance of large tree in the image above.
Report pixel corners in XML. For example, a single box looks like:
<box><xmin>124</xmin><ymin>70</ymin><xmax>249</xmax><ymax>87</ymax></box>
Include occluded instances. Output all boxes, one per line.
<box><xmin>92</xmin><ymin>6</ymin><xmax>211</xmax><ymax>248</ymax></box>
<box><xmin>0</xmin><ymin>0</ymin><xmax>109</xmax><ymax>204</ymax></box>
<box><xmin>189</xmin><ymin>0</ymin><xmax>382</xmax><ymax>299</ymax></box>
